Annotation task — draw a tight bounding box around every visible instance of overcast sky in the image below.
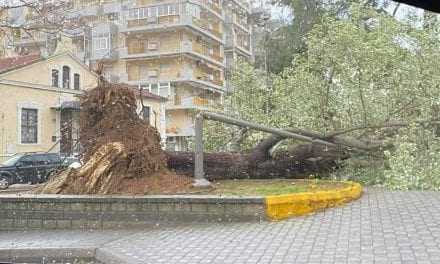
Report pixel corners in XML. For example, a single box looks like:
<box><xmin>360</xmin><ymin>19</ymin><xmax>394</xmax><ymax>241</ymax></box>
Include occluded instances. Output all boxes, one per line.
<box><xmin>266</xmin><ymin>1</ymin><xmax>426</xmax><ymax>21</ymax></box>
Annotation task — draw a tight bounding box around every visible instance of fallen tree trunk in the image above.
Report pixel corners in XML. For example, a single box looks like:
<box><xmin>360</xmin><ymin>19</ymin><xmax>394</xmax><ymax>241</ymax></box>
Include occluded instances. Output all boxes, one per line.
<box><xmin>167</xmin><ymin>134</ymin><xmax>350</xmax><ymax>179</ymax></box>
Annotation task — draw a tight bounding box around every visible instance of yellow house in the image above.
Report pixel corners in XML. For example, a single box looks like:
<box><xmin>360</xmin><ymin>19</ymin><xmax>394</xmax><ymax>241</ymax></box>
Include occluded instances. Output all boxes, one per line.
<box><xmin>0</xmin><ymin>52</ymin><xmax>166</xmax><ymax>162</ymax></box>
<box><xmin>0</xmin><ymin>52</ymin><xmax>97</xmax><ymax>161</ymax></box>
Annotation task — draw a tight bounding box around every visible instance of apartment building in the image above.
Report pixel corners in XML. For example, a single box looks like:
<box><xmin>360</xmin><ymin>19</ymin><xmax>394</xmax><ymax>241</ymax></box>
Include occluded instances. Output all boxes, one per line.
<box><xmin>3</xmin><ymin>0</ymin><xmax>257</xmax><ymax>151</ymax></box>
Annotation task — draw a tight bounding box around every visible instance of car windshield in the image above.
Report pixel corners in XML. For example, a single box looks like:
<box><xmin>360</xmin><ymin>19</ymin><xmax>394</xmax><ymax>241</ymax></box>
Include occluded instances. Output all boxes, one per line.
<box><xmin>1</xmin><ymin>154</ymin><xmax>23</xmax><ymax>166</ymax></box>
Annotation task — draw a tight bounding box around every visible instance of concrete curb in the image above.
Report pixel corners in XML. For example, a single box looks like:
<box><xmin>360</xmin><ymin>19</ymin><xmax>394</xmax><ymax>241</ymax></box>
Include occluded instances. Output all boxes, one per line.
<box><xmin>0</xmin><ymin>182</ymin><xmax>363</xmax><ymax>229</ymax></box>
<box><xmin>265</xmin><ymin>181</ymin><xmax>363</xmax><ymax>220</ymax></box>
<box><xmin>95</xmin><ymin>247</ymin><xmax>132</xmax><ymax>264</ymax></box>
<box><xmin>0</xmin><ymin>247</ymin><xmax>96</xmax><ymax>263</ymax></box>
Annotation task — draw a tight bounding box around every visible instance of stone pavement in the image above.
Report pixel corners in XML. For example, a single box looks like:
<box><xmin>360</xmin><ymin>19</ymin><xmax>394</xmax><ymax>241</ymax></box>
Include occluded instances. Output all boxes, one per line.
<box><xmin>3</xmin><ymin>188</ymin><xmax>440</xmax><ymax>263</ymax></box>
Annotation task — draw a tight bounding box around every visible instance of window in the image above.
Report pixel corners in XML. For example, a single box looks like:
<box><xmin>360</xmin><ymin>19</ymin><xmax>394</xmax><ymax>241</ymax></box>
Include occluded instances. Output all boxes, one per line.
<box><xmin>169</xmin><ymin>4</ymin><xmax>177</xmax><ymax>15</ymax></box>
<box><xmin>19</xmin><ymin>155</ymin><xmax>35</xmax><ymax>166</ymax></box>
<box><xmin>188</xmin><ymin>4</ymin><xmax>200</xmax><ymax>19</ymax></box>
<box><xmin>62</xmin><ymin>66</ymin><xmax>70</xmax><ymax>89</ymax></box>
<box><xmin>142</xmin><ymin>106</ymin><xmax>151</xmax><ymax>123</ymax></box>
<box><xmin>74</xmin><ymin>73</ymin><xmax>80</xmax><ymax>90</ymax></box>
<box><xmin>129</xmin><ymin>8</ymin><xmax>139</xmax><ymax>19</ymax></box>
<box><xmin>148</xmin><ymin>7</ymin><xmax>157</xmax><ymax>17</ymax></box>
<box><xmin>21</xmin><ymin>108</ymin><xmax>38</xmax><ymax>144</ymax></box>
<box><xmin>51</xmin><ymin>69</ymin><xmax>59</xmax><ymax>87</ymax></box>
<box><xmin>158</xmin><ymin>5</ymin><xmax>167</xmax><ymax>16</ymax></box>
<box><xmin>93</xmin><ymin>37</ymin><xmax>108</xmax><ymax>50</ymax></box>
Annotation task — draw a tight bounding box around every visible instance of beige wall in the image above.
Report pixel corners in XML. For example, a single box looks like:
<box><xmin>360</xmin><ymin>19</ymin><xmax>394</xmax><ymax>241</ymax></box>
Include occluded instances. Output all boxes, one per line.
<box><xmin>136</xmin><ymin>97</ymin><xmax>163</xmax><ymax>128</ymax></box>
<box><xmin>166</xmin><ymin>109</ymin><xmax>193</xmax><ymax>136</ymax></box>
<box><xmin>0</xmin><ymin>83</ymin><xmax>81</xmax><ymax>162</ymax></box>
<box><xmin>0</xmin><ymin>53</ymin><xmax>98</xmax><ymax>162</ymax></box>
<box><xmin>1</xmin><ymin>54</ymin><xmax>98</xmax><ymax>90</ymax></box>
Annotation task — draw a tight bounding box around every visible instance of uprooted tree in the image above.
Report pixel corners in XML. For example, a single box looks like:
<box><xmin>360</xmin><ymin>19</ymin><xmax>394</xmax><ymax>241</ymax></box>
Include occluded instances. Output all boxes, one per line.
<box><xmin>41</xmin><ymin>80</ymin><xmax>192</xmax><ymax>195</ymax></box>
<box><xmin>42</xmin><ymin>3</ymin><xmax>440</xmax><ymax>193</ymax></box>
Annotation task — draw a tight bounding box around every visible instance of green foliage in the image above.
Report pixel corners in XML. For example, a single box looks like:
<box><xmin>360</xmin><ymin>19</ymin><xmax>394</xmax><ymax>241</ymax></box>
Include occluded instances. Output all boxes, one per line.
<box><xmin>206</xmin><ymin>3</ymin><xmax>440</xmax><ymax>190</ymax></box>
<box><xmin>383</xmin><ymin>126</ymin><xmax>440</xmax><ymax>190</ymax></box>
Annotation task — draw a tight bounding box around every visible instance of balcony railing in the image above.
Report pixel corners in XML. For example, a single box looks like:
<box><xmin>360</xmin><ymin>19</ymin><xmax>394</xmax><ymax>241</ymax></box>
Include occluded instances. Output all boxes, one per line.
<box><xmin>121</xmin><ymin>8</ymin><xmax>223</xmax><ymax>42</ymax></box>
<box><xmin>231</xmin><ymin>0</ymin><xmax>251</xmax><ymax>11</ymax></box>
<box><xmin>166</xmin><ymin>124</ymin><xmax>195</xmax><ymax>136</ymax></box>
<box><xmin>167</xmin><ymin>96</ymin><xmax>219</xmax><ymax>110</ymax></box>
<box><xmin>120</xmin><ymin>40</ymin><xmax>224</xmax><ymax>65</ymax></box>
<box><xmin>14</xmin><ymin>32</ymin><xmax>47</xmax><ymax>46</ymax></box>
<box><xmin>120</xmin><ymin>62</ymin><xmax>224</xmax><ymax>90</ymax></box>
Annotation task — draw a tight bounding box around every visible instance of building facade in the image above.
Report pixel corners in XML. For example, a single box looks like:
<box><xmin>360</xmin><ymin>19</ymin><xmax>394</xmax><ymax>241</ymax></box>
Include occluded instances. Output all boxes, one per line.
<box><xmin>0</xmin><ymin>53</ymin><xmax>98</xmax><ymax>162</ymax></box>
<box><xmin>0</xmin><ymin>51</ymin><xmax>166</xmax><ymax>162</ymax></box>
<box><xmin>2</xmin><ymin>0</ymin><xmax>256</xmax><ymax>151</ymax></box>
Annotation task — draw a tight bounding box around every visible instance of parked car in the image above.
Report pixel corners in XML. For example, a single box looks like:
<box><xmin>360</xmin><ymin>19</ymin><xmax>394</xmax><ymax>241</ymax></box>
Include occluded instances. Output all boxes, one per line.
<box><xmin>0</xmin><ymin>153</ymin><xmax>65</xmax><ymax>189</ymax></box>
<box><xmin>60</xmin><ymin>155</ymin><xmax>81</xmax><ymax>168</ymax></box>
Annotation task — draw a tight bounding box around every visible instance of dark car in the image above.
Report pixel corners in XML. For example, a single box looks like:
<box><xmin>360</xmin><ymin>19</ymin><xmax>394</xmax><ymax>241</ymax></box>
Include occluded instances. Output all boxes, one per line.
<box><xmin>0</xmin><ymin>153</ymin><xmax>64</xmax><ymax>189</ymax></box>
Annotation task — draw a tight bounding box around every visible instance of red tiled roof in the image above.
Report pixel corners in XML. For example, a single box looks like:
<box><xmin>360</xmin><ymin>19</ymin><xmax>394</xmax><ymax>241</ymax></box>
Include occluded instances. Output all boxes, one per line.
<box><xmin>0</xmin><ymin>54</ymin><xmax>42</xmax><ymax>74</ymax></box>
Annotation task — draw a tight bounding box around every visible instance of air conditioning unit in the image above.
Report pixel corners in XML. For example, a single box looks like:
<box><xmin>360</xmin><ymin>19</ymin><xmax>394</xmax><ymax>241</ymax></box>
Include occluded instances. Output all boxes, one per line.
<box><xmin>209</xmin><ymin>48</ymin><xmax>214</xmax><ymax>55</ymax></box>
<box><xmin>208</xmin><ymin>74</ymin><xmax>214</xmax><ymax>81</ymax></box>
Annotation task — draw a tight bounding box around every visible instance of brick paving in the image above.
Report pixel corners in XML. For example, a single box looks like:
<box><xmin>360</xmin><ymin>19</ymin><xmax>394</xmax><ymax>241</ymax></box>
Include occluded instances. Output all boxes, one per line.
<box><xmin>3</xmin><ymin>188</ymin><xmax>440</xmax><ymax>263</ymax></box>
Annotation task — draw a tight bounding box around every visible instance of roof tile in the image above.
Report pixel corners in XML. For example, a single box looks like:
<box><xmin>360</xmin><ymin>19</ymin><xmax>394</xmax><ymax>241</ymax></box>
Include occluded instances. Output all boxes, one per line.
<box><xmin>0</xmin><ymin>54</ymin><xmax>41</xmax><ymax>73</ymax></box>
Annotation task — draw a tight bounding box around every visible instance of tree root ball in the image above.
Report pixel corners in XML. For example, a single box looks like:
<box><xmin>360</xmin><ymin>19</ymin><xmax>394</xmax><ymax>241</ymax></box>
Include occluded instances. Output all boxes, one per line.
<box><xmin>40</xmin><ymin>81</ymin><xmax>191</xmax><ymax>195</ymax></box>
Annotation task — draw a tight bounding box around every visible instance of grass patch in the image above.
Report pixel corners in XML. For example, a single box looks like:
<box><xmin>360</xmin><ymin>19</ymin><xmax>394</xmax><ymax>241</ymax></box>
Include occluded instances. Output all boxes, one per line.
<box><xmin>188</xmin><ymin>179</ymin><xmax>350</xmax><ymax>196</ymax></box>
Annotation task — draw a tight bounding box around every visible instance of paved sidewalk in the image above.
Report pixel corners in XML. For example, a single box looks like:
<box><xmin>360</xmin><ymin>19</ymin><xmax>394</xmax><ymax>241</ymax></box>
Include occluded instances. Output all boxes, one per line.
<box><xmin>3</xmin><ymin>188</ymin><xmax>440</xmax><ymax>263</ymax></box>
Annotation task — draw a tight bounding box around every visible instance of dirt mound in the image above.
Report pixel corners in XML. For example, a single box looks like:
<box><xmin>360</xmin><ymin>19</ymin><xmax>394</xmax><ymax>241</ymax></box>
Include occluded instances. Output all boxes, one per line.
<box><xmin>40</xmin><ymin>81</ymin><xmax>191</xmax><ymax>195</ymax></box>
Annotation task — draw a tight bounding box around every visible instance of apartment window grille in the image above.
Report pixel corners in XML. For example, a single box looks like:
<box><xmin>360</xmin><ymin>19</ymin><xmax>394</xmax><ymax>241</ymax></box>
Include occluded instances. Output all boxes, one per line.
<box><xmin>62</xmin><ymin>66</ymin><xmax>71</xmax><ymax>89</ymax></box>
<box><xmin>21</xmin><ymin>108</ymin><xmax>38</xmax><ymax>144</ymax></box>
<box><xmin>51</xmin><ymin>69</ymin><xmax>59</xmax><ymax>87</ymax></box>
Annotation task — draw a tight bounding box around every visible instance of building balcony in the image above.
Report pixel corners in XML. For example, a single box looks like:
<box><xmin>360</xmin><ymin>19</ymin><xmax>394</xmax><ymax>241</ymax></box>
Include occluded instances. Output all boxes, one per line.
<box><xmin>90</xmin><ymin>49</ymin><xmax>119</xmax><ymax>61</ymax></box>
<box><xmin>166</xmin><ymin>125</ymin><xmax>195</xmax><ymax>137</ymax></box>
<box><xmin>236</xmin><ymin>41</ymin><xmax>251</xmax><ymax>56</ymax></box>
<box><xmin>225</xmin><ymin>14</ymin><xmax>250</xmax><ymax>32</ymax></box>
<box><xmin>193</xmin><ymin>0</ymin><xmax>222</xmax><ymax>17</ymax></box>
<box><xmin>125</xmin><ymin>78</ymin><xmax>224</xmax><ymax>92</ymax></box>
<box><xmin>13</xmin><ymin>32</ymin><xmax>47</xmax><ymax>47</ymax></box>
<box><xmin>230</xmin><ymin>0</ymin><xmax>251</xmax><ymax>12</ymax></box>
<box><xmin>166</xmin><ymin>96</ymin><xmax>220</xmax><ymax>110</ymax></box>
<box><xmin>67</xmin><ymin>2</ymin><xmax>121</xmax><ymax>18</ymax></box>
<box><xmin>120</xmin><ymin>41</ymin><xmax>224</xmax><ymax>67</ymax></box>
<box><xmin>224</xmin><ymin>39</ymin><xmax>252</xmax><ymax>57</ymax></box>
<box><xmin>120</xmin><ymin>13</ymin><xmax>223</xmax><ymax>44</ymax></box>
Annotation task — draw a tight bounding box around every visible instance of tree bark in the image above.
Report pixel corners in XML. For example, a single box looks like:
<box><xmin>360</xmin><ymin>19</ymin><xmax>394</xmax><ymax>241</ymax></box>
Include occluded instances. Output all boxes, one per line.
<box><xmin>166</xmin><ymin>137</ymin><xmax>349</xmax><ymax>180</ymax></box>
